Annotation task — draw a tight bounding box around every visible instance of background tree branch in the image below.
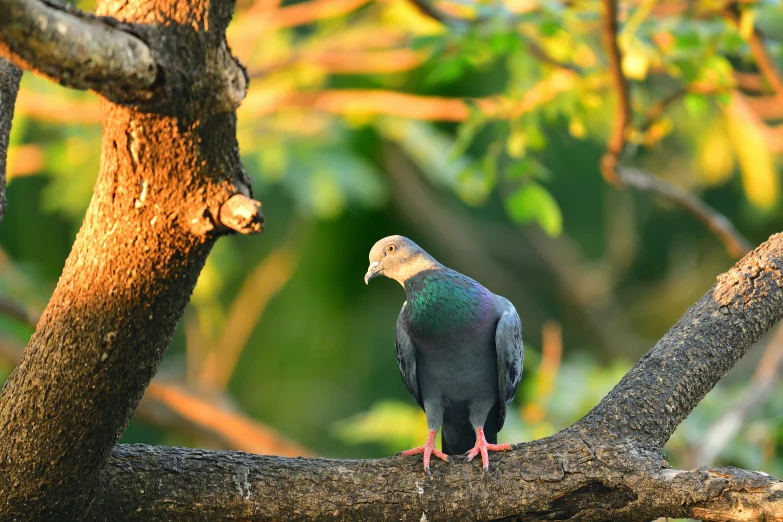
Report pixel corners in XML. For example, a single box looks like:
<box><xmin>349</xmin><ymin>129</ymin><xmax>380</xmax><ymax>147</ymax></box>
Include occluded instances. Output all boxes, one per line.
<box><xmin>598</xmin><ymin>0</ymin><xmax>752</xmax><ymax>258</ymax></box>
<box><xmin>600</xmin><ymin>0</ymin><xmax>630</xmax><ymax>185</ymax></box>
<box><xmin>0</xmin><ymin>336</ymin><xmax>309</xmax><ymax>457</ymax></box>
<box><xmin>724</xmin><ymin>5</ymin><xmax>783</xmax><ymax>101</ymax></box>
<box><xmin>615</xmin><ymin>167</ymin><xmax>752</xmax><ymax>259</ymax></box>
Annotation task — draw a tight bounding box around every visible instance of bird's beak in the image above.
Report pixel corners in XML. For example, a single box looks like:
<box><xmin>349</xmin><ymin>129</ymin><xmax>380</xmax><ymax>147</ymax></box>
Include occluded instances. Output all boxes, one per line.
<box><xmin>364</xmin><ymin>261</ymin><xmax>381</xmax><ymax>285</ymax></box>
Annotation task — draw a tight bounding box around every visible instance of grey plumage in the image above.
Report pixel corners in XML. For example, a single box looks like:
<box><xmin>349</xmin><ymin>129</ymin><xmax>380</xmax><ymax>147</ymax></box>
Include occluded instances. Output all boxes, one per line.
<box><xmin>366</xmin><ymin>235</ymin><xmax>524</xmax><ymax>471</ymax></box>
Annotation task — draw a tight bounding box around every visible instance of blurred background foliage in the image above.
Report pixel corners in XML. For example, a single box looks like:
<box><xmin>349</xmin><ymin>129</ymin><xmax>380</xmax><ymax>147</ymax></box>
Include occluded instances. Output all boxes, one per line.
<box><xmin>0</xmin><ymin>0</ymin><xmax>782</xmax><ymax>487</ymax></box>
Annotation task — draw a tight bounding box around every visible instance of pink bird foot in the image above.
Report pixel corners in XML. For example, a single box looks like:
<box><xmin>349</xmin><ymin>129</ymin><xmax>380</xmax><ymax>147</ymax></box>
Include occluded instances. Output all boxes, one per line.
<box><xmin>401</xmin><ymin>430</ymin><xmax>449</xmax><ymax>475</ymax></box>
<box><xmin>465</xmin><ymin>428</ymin><xmax>511</xmax><ymax>471</ymax></box>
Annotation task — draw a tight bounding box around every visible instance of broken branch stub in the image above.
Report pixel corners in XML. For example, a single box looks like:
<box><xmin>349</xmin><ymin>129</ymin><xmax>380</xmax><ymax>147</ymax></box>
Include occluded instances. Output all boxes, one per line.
<box><xmin>219</xmin><ymin>194</ymin><xmax>265</xmax><ymax>235</ymax></box>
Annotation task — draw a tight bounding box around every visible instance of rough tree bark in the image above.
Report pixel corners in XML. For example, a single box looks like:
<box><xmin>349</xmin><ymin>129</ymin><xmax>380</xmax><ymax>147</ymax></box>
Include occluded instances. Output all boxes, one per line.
<box><xmin>0</xmin><ymin>0</ymin><xmax>262</xmax><ymax>519</ymax></box>
<box><xmin>0</xmin><ymin>57</ymin><xmax>21</xmax><ymax>222</ymax></box>
<box><xmin>0</xmin><ymin>0</ymin><xmax>782</xmax><ymax>521</ymax></box>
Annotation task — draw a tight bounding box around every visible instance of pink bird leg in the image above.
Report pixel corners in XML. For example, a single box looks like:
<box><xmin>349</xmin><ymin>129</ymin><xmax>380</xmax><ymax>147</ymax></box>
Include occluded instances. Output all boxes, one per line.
<box><xmin>465</xmin><ymin>427</ymin><xmax>511</xmax><ymax>470</ymax></box>
<box><xmin>401</xmin><ymin>430</ymin><xmax>449</xmax><ymax>474</ymax></box>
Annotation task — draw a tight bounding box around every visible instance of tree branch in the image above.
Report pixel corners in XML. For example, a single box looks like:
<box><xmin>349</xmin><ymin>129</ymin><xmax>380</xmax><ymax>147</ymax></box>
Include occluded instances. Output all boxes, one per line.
<box><xmin>724</xmin><ymin>5</ymin><xmax>783</xmax><ymax>101</ymax></box>
<box><xmin>13</xmin><ymin>88</ymin><xmax>102</xmax><ymax>123</ymax></box>
<box><xmin>241</xmin><ymin>70</ymin><xmax>577</xmax><ymax>121</ymax></box>
<box><xmin>0</xmin><ymin>295</ymin><xmax>38</xmax><ymax>327</ymax></box>
<box><xmin>575</xmin><ymin>231</ymin><xmax>783</xmax><ymax>449</ymax></box>
<box><xmin>142</xmin><ymin>381</ymin><xmax>312</xmax><ymax>457</ymax></box>
<box><xmin>406</xmin><ymin>0</ymin><xmax>581</xmax><ymax>72</ymax></box>
<box><xmin>199</xmin><ymin>246</ymin><xmax>298</xmax><ymax>389</ymax></box>
<box><xmin>0</xmin><ymin>0</ymin><xmax>158</xmax><ymax>102</ymax></box>
<box><xmin>72</xmin><ymin>230</ymin><xmax>783</xmax><ymax>520</ymax></box>
<box><xmin>0</xmin><ymin>57</ymin><xmax>21</xmax><ymax>223</ymax></box>
<box><xmin>81</xmin><ymin>441</ymin><xmax>782</xmax><ymax>521</ymax></box>
<box><xmin>407</xmin><ymin>0</ymin><xmax>453</xmax><ymax>25</ymax></box>
<box><xmin>600</xmin><ymin>0</ymin><xmax>630</xmax><ymax>185</ymax></box>
<box><xmin>0</xmin><ymin>338</ymin><xmax>309</xmax><ymax>457</ymax></box>
<box><xmin>597</xmin><ymin>1</ymin><xmax>751</xmax><ymax>259</ymax></box>
<box><xmin>615</xmin><ymin>167</ymin><xmax>752</xmax><ymax>258</ymax></box>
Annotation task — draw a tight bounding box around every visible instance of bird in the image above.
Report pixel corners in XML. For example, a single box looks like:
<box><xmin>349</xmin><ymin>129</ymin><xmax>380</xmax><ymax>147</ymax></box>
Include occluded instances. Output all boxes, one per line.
<box><xmin>364</xmin><ymin>235</ymin><xmax>523</xmax><ymax>473</ymax></box>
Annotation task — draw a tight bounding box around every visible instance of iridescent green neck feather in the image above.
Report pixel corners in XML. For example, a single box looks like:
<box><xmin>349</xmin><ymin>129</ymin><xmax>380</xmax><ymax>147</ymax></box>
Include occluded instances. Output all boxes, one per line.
<box><xmin>404</xmin><ymin>271</ymin><xmax>490</xmax><ymax>336</ymax></box>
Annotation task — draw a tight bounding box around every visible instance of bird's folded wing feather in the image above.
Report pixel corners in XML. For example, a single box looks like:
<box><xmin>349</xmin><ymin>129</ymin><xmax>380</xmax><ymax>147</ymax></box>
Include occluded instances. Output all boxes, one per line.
<box><xmin>494</xmin><ymin>297</ymin><xmax>524</xmax><ymax>430</ymax></box>
<box><xmin>395</xmin><ymin>301</ymin><xmax>423</xmax><ymax>410</ymax></box>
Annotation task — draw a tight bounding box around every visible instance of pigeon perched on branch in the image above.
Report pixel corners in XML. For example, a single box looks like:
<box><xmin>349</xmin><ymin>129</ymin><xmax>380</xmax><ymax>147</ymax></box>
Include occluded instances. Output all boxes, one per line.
<box><xmin>365</xmin><ymin>235</ymin><xmax>523</xmax><ymax>473</ymax></box>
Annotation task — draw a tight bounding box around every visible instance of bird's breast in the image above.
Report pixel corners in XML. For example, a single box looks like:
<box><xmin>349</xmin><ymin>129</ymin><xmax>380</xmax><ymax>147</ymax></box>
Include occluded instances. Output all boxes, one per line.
<box><xmin>403</xmin><ymin>297</ymin><xmax>494</xmax><ymax>349</ymax></box>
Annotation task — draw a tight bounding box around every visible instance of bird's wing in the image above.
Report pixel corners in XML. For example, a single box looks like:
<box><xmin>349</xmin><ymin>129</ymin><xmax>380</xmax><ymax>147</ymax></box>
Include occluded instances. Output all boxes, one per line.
<box><xmin>396</xmin><ymin>301</ymin><xmax>423</xmax><ymax>410</ymax></box>
<box><xmin>494</xmin><ymin>296</ymin><xmax>524</xmax><ymax>430</ymax></box>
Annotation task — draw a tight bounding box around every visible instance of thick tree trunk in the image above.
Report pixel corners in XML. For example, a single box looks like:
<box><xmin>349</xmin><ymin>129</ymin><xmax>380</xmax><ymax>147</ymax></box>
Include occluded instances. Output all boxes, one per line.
<box><xmin>0</xmin><ymin>0</ymin><xmax>261</xmax><ymax>519</ymax></box>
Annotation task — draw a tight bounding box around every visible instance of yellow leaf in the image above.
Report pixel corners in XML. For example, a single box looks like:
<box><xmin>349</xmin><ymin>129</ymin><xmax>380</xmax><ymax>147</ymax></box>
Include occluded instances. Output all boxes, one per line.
<box><xmin>568</xmin><ymin>117</ymin><xmax>586</xmax><ymax>139</ymax></box>
<box><xmin>726</xmin><ymin>95</ymin><xmax>779</xmax><ymax>209</ymax></box>
<box><xmin>695</xmin><ymin>117</ymin><xmax>735</xmax><ymax>186</ymax></box>
<box><xmin>643</xmin><ymin>118</ymin><xmax>673</xmax><ymax>147</ymax></box>
<box><xmin>379</xmin><ymin>0</ymin><xmax>446</xmax><ymax>35</ymax></box>
<box><xmin>506</xmin><ymin>131</ymin><xmax>526</xmax><ymax>158</ymax></box>
<box><xmin>739</xmin><ymin>9</ymin><xmax>755</xmax><ymax>40</ymax></box>
<box><xmin>622</xmin><ymin>48</ymin><xmax>649</xmax><ymax>80</ymax></box>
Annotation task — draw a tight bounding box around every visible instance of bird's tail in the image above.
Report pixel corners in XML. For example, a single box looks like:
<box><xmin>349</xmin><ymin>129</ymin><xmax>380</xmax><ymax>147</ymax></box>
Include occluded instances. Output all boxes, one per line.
<box><xmin>441</xmin><ymin>403</ymin><xmax>500</xmax><ymax>455</ymax></box>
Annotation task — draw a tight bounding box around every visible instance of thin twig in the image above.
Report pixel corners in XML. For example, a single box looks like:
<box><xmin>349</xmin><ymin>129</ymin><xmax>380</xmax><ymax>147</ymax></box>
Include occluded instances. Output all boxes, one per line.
<box><xmin>638</xmin><ymin>83</ymin><xmax>727</xmax><ymax>135</ymax></box>
<box><xmin>600</xmin><ymin>0</ymin><xmax>631</xmax><ymax>185</ymax></box>
<box><xmin>617</xmin><ymin>167</ymin><xmax>752</xmax><ymax>258</ymax></box>
<box><xmin>143</xmin><ymin>381</ymin><xmax>312</xmax><ymax>457</ymax></box>
<box><xmin>522</xmin><ymin>321</ymin><xmax>563</xmax><ymax>424</ymax></box>
<box><xmin>733</xmin><ymin>71</ymin><xmax>767</xmax><ymax>93</ymax></box>
<box><xmin>247</xmin><ymin>48</ymin><xmax>428</xmax><ymax>78</ymax></box>
<box><xmin>14</xmin><ymin>89</ymin><xmax>101</xmax><ymax>124</ymax></box>
<box><xmin>407</xmin><ymin>0</ymin><xmax>581</xmax><ymax>73</ymax></box>
<box><xmin>241</xmin><ymin>71</ymin><xmax>578</xmax><ymax>121</ymax></box>
<box><xmin>522</xmin><ymin>39</ymin><xmax>583</xmax><ymax>73</ymax></box>
<box><xmin>407</xmin><ymin>0</ymin><xmax>451</xmax><ymax>24</ymax></box>
<box><xmin>724</xmin><ymin>5</ymin><xmax>783</xmax><ymax>100</ymax></box>
<box><xmin>0</xmin><ymin>296</ymin><xmax>38</xmax><ymax>328</ymax></box>
<box><xmin>199</xmin><ymin>243</ymin><xmax>300</xmax><ymax>390</ymax></box>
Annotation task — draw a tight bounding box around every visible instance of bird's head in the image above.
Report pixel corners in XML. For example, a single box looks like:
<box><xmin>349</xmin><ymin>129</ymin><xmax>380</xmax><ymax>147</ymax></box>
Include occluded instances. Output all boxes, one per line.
<box><xmin>364</xmin><ymin>235</ymin><xmax>437</xmax><ymax>285</ymax></box>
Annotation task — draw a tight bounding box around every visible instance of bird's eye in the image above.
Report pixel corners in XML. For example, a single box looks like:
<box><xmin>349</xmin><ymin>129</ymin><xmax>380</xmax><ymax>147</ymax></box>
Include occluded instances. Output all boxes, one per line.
<box><xmin>386</xmin><ymin>243</ymin><xmax>396</xmax><ymax>254</ymax></box>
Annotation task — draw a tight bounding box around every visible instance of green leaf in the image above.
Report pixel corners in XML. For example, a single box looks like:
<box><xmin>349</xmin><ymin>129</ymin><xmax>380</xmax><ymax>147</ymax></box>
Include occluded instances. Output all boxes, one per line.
<box><xmin>683</xmin><ymin>93</ymin><xmax>710</xmax><ymax>117</ymax></box>
<box><xmin>673</xmin><ymin>29</ymin><xmax>701</xmax><ymax>53</ymax></box>
<box><xmin>425</xmin><ymin>56</ymin><xmax>466</xmax><ymax>86</ymax></box>
<box><xmin>504</xmin><ymin>182</ymin><xmax>563</xmax><ymax>236</ymax></box>
<box><xmin>333</xmin><ymin>400</ymin><xmax>428</xmax><ymax>453</ymax></box>
<box><xmin>539</xmin><ymin>19</ymin><xmax>561</xmax><ymax>37</ymax></box>
<box><xmin>448</xmin><ymin>107</ymin><xmax>487</xmax><ymax>162</ymax></box>
<box><xmin>505</xmin><ymin>158</ymin><xmax>551</xmax><ymax>181</ymax></box>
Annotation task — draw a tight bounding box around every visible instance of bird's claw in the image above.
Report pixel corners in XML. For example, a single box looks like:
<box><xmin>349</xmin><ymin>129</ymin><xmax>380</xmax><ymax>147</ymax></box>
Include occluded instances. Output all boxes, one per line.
<box><xmin>402</xmin><ymin>430</ymin><xmax>448</xmax><ymax>474</ymax></box>
<box><xmin>465</xmin><ymin>429</ymin><xmax>512</xmax><ymax>470</ymax></box>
